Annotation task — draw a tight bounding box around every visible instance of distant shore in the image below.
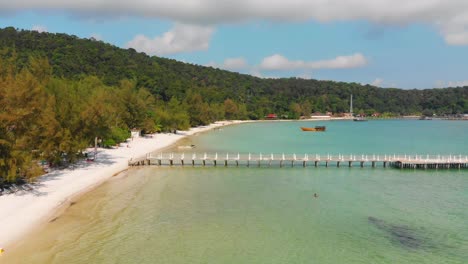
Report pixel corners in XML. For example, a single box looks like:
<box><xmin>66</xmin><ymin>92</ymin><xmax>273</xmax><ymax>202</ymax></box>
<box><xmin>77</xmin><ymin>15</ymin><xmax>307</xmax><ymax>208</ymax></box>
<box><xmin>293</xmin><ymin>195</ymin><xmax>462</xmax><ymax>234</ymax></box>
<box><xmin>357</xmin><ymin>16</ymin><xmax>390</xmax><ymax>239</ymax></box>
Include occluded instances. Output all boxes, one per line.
<box><xmin>0</xmin><ymin>120</ymin><xmax>247</xmax><ymax>251</ymax></box>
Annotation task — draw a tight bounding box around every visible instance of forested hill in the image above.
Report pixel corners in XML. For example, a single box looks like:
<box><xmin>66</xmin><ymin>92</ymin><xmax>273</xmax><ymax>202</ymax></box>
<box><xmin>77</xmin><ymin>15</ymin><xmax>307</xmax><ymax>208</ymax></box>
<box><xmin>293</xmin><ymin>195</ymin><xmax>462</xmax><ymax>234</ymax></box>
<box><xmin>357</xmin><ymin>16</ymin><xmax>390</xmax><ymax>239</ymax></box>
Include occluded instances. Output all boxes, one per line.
<box><xmin>1</xmin><ymin>26</ymin><xmax>467</xmax><ymax>116</ymax></box>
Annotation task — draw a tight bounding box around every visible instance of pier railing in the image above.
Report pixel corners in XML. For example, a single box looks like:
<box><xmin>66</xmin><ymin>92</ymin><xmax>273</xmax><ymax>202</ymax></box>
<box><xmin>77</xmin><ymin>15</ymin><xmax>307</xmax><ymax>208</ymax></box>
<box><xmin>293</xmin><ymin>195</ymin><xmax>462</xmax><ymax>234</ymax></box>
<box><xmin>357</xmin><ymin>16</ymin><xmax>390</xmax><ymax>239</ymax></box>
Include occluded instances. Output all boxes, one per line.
<box><xmin>129</xmin><ymin>153</ymin><xmax>468</xmax><ymax>169</ymax></box>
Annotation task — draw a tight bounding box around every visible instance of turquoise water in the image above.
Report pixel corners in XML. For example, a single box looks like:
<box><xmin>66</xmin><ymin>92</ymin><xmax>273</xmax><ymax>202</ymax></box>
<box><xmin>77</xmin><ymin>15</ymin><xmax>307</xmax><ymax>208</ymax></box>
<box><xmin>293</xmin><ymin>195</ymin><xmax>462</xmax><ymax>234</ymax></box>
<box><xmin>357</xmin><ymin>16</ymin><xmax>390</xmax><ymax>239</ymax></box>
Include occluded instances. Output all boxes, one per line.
<box><xmin>187</xmin><ymin>120</ymin><xmax>467</xmax><ymax>155</ymax></box>
<box><xmin>5</xmin><ymin>120</ymin><xmax>468</xmax><ymax>264</ymax></box>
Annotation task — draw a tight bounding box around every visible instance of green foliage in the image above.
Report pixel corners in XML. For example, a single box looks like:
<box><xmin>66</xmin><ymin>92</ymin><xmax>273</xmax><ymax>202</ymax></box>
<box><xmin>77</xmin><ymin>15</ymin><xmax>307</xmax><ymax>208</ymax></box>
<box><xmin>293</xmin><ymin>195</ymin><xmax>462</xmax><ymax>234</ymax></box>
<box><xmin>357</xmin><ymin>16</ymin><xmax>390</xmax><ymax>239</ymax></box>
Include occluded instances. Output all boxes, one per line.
<box><xmin>102</xmin><ymin>139</ymin><xmax>117</xmax><ymax>148</ymax></box>
<box><xmin>0</xmin><ymin>27</ymin><xmax>467</xmax><ymax>183</ymax></box>
<box><xmin>0</xmin><ymin>54</ymin><xmax>53</xmax><ymax>181</ymax></box>
<box><xmin>1</xmin><ymin>27</ymin><xmax>466</xmax><ymax>119</ymax></box>
<box><xmin>109</xmin><ymin>127</ymin><xmax>131</xmax><ymax>144</ymax></box>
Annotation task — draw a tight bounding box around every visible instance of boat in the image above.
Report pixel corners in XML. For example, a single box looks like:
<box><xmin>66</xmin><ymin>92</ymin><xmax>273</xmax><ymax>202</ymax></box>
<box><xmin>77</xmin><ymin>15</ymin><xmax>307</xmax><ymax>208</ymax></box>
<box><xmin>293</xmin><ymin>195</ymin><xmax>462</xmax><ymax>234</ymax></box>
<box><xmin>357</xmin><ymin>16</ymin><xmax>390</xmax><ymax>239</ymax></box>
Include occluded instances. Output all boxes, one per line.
<box><xmin>353</xmin><ymin>117</ymin><xmax>367</xmax><ymax>122</ymax></box>
<box><xmin>419</xmin><ymin>116</ymin><xmax>432</xmax><ymax>120</ymax></box>
<box><xmin>177</xmin><ymin>144</ymin><xmax>195</xmax><ymax>149</ymax></box>
<box><xmin>301</xmin><ymin>126</ymin><xmax>326</xmax><ymax>132</ymax></box>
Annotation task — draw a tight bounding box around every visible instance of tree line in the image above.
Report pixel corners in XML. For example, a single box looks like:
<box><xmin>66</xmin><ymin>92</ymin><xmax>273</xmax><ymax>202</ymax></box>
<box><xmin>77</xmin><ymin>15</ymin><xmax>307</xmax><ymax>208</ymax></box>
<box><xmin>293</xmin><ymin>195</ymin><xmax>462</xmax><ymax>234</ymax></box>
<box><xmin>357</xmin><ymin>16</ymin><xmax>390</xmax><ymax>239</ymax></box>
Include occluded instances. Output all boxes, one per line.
<box><xmin>1</xmin><ymin>27</ymin><xmax>467</xmax><ymax>118</ymax></box>
<box><xmin>0</xmin><ymin>53</ymin><xmax>246</xmax><ymax>184</ymax></box>
<box><xmin>1</xmin><ymin>27</ymin><xmax>467</xmax><ymax>183</ymax></box>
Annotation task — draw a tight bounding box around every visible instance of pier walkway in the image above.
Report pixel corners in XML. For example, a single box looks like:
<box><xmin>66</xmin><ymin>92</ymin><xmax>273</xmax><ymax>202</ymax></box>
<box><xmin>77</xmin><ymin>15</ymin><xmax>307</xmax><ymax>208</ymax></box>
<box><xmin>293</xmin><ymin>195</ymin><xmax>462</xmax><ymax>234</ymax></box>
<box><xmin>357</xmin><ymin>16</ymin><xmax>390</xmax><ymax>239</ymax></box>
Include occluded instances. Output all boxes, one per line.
<box><xmin>129</xmin><ymin>153</ymin><xmax>468</xmax><ymax>170</ymax></box>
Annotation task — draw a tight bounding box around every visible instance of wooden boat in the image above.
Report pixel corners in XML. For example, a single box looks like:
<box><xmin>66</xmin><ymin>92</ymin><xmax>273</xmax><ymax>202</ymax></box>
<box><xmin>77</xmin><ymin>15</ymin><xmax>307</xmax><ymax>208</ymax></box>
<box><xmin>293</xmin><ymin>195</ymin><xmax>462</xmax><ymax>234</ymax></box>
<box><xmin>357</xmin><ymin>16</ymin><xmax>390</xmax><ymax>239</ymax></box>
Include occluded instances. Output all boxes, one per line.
<box><xmin>353</xmin><ymin>117</ymin><xmax>367</xmax><ymax>122</ymax></box>
<box><xmin>301</xmin><ymin>126</ymin><xmax>326</xmax><ymax>132</ymax></box>
<box><xmin>177</xmin><ymin>144</ymin><xmax>196</xmax><ymax>149</ymax></box>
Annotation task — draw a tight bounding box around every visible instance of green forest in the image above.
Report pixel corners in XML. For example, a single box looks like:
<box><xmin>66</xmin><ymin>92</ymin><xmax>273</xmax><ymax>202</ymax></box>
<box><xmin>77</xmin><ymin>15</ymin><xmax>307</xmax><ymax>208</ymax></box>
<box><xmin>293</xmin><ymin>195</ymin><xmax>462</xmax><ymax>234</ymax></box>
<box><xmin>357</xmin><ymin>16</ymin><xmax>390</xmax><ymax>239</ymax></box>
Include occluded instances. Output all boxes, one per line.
<box><xmin>1</xmin><ymin>27</ymin><xmax>467</xmax><ymax>184</ymax></box>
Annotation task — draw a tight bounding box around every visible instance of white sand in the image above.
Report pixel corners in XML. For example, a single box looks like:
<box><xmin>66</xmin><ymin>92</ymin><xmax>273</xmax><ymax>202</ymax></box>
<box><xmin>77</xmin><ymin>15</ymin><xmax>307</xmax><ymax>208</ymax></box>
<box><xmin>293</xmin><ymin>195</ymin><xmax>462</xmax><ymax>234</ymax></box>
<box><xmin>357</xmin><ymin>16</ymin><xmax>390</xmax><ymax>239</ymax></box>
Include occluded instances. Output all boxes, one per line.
<box><xmin>0</xmin><ymin>121</ymin><xmax>245</xmax><ymax>249</ymax></box>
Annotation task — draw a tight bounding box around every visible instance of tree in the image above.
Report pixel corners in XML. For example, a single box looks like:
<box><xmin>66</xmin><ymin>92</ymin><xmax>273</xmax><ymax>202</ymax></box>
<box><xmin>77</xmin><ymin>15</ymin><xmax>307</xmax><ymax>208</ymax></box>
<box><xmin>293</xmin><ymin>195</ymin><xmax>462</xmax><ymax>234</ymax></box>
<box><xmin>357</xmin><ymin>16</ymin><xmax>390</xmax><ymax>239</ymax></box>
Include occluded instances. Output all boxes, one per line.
<box><xmin>0</xmin><ymin>56</ymin><xmax>55</xmax><ymax>181</ymax></box>
<box><xmin>289</xmin><ymin>102</ymin><xmax>302</xmax><ymax>119</ymax></box>
<box><xmin>224</xmin><ymin>99</ymin><xmax>239</xmax><ymax>120</ymax></box>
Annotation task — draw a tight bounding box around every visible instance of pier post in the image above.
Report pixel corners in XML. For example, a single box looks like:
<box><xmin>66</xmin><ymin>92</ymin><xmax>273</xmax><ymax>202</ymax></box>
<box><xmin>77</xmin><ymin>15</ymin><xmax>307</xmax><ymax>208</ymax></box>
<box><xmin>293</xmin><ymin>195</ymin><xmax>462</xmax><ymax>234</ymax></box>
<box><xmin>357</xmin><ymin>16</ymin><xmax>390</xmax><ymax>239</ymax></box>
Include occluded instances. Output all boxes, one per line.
<box><xmin>315</xmin><ymin>161</ymin><xmax>318</xmax><ymax>167</ymax></box>
<box><xmin>360</xmin><ymin>161</ymin><xmax>364</xmax><ymax>168</ymax></box>
<box><xmin>349</xmin><ymin>161</ymin><xmax>352</xmax><ymax>167</ymax></box>
<box><xmin>383</xmin><ymin>161</ymin><xmax>387</xmax><ymax>168</ymax></box>
<box><xmin>337</xmin><ymin>161</ymin><xmax>340</xmax><ymax>167</ymax></box>
<box><xmin>372</xmin><ymin>161</ymin><xmax>375</xmax><ymax>168</ymax></box>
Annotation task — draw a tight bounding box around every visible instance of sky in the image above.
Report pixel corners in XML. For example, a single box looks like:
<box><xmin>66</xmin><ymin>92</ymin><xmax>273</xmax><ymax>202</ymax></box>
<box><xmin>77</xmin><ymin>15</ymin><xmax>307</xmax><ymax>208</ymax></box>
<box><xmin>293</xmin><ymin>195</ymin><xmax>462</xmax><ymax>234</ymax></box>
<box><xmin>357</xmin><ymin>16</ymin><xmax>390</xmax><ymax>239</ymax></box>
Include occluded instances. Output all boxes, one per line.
<box><xmin>0</xmin><ymin>0</ymin><xmax>467</xmax><ymax>89</ymax></box>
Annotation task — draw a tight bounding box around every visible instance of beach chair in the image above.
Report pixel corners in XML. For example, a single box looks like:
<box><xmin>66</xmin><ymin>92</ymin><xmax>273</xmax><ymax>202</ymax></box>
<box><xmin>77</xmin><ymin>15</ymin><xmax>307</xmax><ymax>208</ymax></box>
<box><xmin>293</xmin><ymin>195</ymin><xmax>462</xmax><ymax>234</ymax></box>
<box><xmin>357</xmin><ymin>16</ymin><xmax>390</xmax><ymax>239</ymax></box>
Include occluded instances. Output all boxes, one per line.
<box><xmin>10</xmin><ymin>184</ymin><xmax>20</xmax><ymax>193</ymax></box>
<box><xmin>3</xmin><ymin>186</ymin><xmax>12</xmax><ymax>194</ymax></box>
<box><xmin>22</xmin><ymin>183</ymin><xmax>34</xmax><ymax>191</ymax></box>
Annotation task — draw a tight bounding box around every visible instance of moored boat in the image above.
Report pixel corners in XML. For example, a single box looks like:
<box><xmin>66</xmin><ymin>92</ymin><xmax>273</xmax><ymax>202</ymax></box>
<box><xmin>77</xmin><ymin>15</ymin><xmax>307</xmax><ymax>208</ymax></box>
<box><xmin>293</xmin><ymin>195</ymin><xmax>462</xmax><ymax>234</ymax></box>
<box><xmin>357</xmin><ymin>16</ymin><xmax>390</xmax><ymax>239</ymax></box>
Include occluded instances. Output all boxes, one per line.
<box><xmin>177</xmin><ymin>144</ymin><xmax>196</xmax><ymax>149</ymax></box>
<box><xmin>301</xmin><ymin>126</ymin><xmax>326</xmax><ymax>132</ymax></box>
<box><xmin>353</xmin><ymin>116</ymin><xmax>367</xmax><ymax>121</ymax></box>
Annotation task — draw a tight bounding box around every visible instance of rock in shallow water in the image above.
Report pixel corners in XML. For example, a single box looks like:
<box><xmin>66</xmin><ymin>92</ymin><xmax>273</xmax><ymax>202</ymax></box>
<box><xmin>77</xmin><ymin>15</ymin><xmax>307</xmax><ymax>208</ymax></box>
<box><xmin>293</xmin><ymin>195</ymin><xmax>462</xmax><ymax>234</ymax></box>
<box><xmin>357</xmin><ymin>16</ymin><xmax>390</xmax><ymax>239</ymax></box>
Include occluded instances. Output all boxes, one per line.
<box><xmin>368</xmin><ymin>216</ymin><xmax>423</xmax><ymax>249</ymax></box>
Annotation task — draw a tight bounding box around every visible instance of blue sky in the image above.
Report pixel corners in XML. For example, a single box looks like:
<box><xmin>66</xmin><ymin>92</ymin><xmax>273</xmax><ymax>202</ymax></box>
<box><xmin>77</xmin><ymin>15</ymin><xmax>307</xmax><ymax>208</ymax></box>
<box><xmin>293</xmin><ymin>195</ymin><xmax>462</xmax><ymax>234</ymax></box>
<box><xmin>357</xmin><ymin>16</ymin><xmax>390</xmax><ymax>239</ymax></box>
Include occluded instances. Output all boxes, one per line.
<box><xmin>1</xmin><ymin>1</ymin><xmax>467</xmax><ymax>89</ymax></box>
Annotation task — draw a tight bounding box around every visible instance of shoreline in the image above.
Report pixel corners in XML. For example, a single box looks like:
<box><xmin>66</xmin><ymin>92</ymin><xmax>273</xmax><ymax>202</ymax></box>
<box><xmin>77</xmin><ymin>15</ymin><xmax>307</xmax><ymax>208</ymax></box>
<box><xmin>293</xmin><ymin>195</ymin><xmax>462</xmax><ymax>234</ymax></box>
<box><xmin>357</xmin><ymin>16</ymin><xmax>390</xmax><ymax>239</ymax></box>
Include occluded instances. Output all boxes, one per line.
<box><xmin>1</xmin><ymin>117</ymin><xmax>454</xmax><ymax>252</ymax></box>
<box><xmin>0</xmin><ymin>120</ymin><xmax>246</xmax><ymax>251</ymax></box>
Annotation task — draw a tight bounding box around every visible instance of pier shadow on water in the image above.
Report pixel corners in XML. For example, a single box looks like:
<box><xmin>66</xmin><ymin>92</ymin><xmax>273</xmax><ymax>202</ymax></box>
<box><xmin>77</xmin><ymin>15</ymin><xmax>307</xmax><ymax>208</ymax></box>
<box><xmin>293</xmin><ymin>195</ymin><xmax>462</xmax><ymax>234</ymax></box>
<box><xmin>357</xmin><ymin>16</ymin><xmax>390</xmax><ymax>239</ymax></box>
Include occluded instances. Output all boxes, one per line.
<box><xmin>368</xmin><ymin>216</ymin><xmax>429</xmax><ymax>250</ymax></box>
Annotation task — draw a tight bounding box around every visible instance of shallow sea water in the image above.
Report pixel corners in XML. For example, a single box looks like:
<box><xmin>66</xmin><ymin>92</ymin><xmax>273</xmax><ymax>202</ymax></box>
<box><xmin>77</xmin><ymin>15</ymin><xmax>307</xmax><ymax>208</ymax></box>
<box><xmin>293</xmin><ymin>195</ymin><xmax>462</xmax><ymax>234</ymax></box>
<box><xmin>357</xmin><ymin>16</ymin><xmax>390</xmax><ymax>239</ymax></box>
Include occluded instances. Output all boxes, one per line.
<box><xmin>3</xmin><ymin>120</ymin><xmax>468</xmax><ymax>264</ymax></box>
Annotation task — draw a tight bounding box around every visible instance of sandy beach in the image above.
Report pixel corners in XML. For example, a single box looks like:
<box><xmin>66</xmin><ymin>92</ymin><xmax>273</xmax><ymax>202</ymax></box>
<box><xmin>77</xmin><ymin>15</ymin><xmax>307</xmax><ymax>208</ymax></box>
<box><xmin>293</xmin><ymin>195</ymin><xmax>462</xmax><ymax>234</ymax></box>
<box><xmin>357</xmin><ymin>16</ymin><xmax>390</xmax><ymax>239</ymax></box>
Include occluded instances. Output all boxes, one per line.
<box><xmin>0</xmin><ymin>121</ymin><xmax>246</xmax><ymax>251</ymax></box>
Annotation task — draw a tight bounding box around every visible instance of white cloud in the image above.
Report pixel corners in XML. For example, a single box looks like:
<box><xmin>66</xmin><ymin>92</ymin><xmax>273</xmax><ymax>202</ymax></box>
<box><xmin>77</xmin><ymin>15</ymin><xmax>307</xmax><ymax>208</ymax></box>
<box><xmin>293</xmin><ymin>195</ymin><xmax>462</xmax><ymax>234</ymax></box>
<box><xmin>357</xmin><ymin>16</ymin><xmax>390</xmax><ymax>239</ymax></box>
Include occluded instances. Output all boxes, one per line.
<box><xmin>126</xmin><ymin>23</ymin><xmax>214</xmax><ymax>56</ymax></box>
<box><xmin>371</xmin><ymin>78</ymin><xmax>384</xmax><ymax>86</ymax></box>
<box><xmin>223</xmin><ymin>57</ymin><xmax>248</xmax><ymax>70</ymax></box>
<box><xmin>31</xmin><ymin>25</ymin><xmax>47</xmax><ymax>33</ymax></box>
<box><xmin>90</xmin><ymin>33</ymin><xmax>103</xmax><ymax>41</ymax></box>
<box><xmin>435</xmin><ymin>80</ymin><xmax>445</xmax><ymax>88</ymax></box>
<box><xmin>260</xmin><ymin>53</ymin><xmax>368</xmax><ymax>70</ymax></box>
<box><xmin>443</xmin><ymin>31</ymin><xmax>468</xmax><ymax>45</ymax></box>
<box><xmin>5</xmin><ymin>1</ymin><xmax>468</xmax><ymax>45</ymax></box>
<box><xmin>250</xmin><ymin>68</ymin><xmax>263</xmax><ymax>78</ymax></box>
<box><xmin>297</xmin><ymin>73</ymin><xmax>312</xmax><ymax>79</ymax></box>
<box><xmin>448</xmin><ymin>80</ymin><xmax>468</xmax><ymax>87</ymax></box>
<box><xmin>207</xmin><ymin>57</ymin><xmax>248</xmax><ymax>71</ymax></box>
<box><xmin>435</xmin><ymin>80</ymin><xmax>468</xmax><ymax>87</ymax></box>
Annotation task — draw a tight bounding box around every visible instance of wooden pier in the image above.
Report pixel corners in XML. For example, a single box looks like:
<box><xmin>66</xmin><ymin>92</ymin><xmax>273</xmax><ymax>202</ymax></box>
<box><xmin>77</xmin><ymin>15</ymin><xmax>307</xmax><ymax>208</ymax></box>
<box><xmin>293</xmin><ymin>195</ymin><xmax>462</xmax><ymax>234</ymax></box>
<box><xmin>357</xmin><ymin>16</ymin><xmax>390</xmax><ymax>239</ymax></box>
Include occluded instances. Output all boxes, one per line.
<box><xmin>129</xmin><ymin>153</ymin><xmax>468</xmax><ymax>170</ymax></box>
